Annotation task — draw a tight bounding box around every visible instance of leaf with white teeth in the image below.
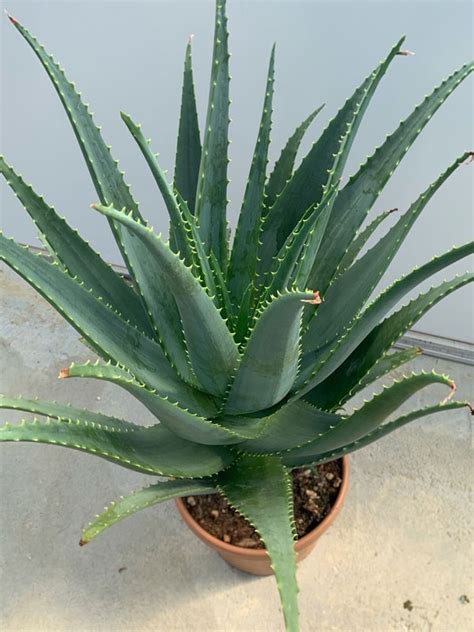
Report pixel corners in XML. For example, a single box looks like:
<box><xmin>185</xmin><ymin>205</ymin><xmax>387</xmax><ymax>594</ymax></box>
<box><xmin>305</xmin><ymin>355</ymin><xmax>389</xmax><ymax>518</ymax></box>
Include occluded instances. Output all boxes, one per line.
<box><xmin>2</xmin><ymin>6</ymin><xmax>472</xmax><ymax>632</ymax></box>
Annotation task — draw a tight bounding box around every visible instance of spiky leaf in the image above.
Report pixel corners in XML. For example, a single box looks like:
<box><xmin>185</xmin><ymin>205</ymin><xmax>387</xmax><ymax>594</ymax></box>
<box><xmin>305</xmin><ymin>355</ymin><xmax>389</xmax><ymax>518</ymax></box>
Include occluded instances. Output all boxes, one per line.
<box><xmin>305</xmin><ymin>346</ymin><xmax>422</xmax><ymax>410</ymax></box>
<box><xmin>195</xmin><ymin>0</ymin><xmax>230</xmax><ymax>266</ymax></box>
<box><xmin>174</xmin><ymin>37</ymin><xmax>202</xmax><ymax>215</ymax></box>
<box><xmin>224</xmin><ymin>292</ymin><xmax>315</xmax><ymax>414</ymax></box>
<box><xmin>0</xmin><ymin>234</ymin><xmax>207</xmax><ymax>408</ymax></box>
<box><xmin>257</xmin><ymin>37</ymin><xmax>404</xmax><ymax>276</ymax></box>
<box><xmin>303</xmin><ymin>154</ymin><xmax>471</xmax><ymax>355</ymax></box>
<box><xmin>63</xmin><ymin>362</ymin><xmax>252</xmax><ymax>445</ymax></box>
<box><xmin>286</xmin><ymin>372</ymin><xmax>455</xmax><ymax>459</ymax></box>
<box><xmin>0</xmin><ymin>418</ymin><xmax>233</xmax><ymax>478</ymax></box>
<box><xmin>227</xmin><ymin>45</ymin><xmax>275</xmax><ymax>308</ymax></box>
<box><xmin>218</xmin><ymin>455</ymin><xmax>298</xmax><ymax>632</ymax></box>
<box><xmin>282</xmin><ymin>401</ymin><xmax>471</xmax><ymax>467</ymax></box>
<box><xmin>93</xmin><ymin>205</ymin><xmax>240</xmax><ymax>397</ymax></box>
<box><xmin>309</xmin><ymin>61</ymin><xmax>474</xmax><ymax>294</ymax></box>
<box><xmin>0</xmin><ymin>156</ymin><xmax>152</xmax><ymax>335</ymax></box>
<box><xmin>81</xmin><ymin>478</ymin><xmax>215</xmax><ymax>545</ymax></box>
<box><xmin>7</xmin><ymin>15</ymin><xmax>164</xmax><ymax>330</ymax></box>
<box><xmin>264</xmin><ymin>104</ymin><xmax>324</xmax><ymax>209</ymax></box>
<box><xmin>0</xmin><ymin>395</ymin><xmax>138</xmax><ymax>432</ymax></box>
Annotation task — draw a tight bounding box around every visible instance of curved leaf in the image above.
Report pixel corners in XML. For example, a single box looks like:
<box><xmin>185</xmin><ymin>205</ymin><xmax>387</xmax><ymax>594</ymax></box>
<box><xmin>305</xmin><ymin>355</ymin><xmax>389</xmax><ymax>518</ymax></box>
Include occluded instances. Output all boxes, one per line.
<box><xmin>81</xmin><ymin>479</ymin><xmax>215</xmax><ymax>545</ymax></box>
<box><xmin>0</xmin><ymin>418</ymin><xmax>233</xmax><ymax>478</ymax></box>
<box><xmin>224</xmin><ymin>292</ymin><xmax>315</xmax><ymax>414</ymax></box>
<box><xmin>336</xmin><ymin>206</ymin><xmax>399</xmax><ymax>275</ymax></box>
<box><xmin>303</xmin><ymin>154</ymin><xmax>471</xmax><ymax>354</ymax></box>
<box><xmin>0</xmin><ymin>156</ymin><xmax>152</xmax><ymax>335</ymax></box>
<box><xmin>309</xmin><ymin>61</ymin><xmax>474</xmax><ymax>294</ymax></box>
<box><xmin>7</xmin><ymin>15</ymin><xmax>161</xmax><ymax>330</ymax></box>
<box><xmin>298</xmin><ymin>246</ymin><xmax>473</xmax><ymax>396</ymax></box>
<box><xmin>258</xmin><ymin>184</ymin><xmax>338</xmax><ymax>305</ymax></box>
<box><xmin>257</xmin><ymin>37</ymin><xmax>405</xmax><ymax>277</ymax></box>
<box><xmin>63</xmin><ymin>362</ymin><xmax>249</xmax><ymax>445</ymax></box>
<box><xmin>0</xmin><ymin>234</ymin><xmax>203</xmax><ymax>407</ymax></box>
<box><xmin>282</xmin><ymin>401</ymin><xmax>471</xmax><ymax>468</ymax></box>
<box><xmin>93</xmin><ymin>205</ymin><xmax>240</xmax><ymax>397</ymax></box>
<box><xmin>305</xmin><ymin>346</ymin><xmax>422</xmax><ymax>410</ymax></box>
<box><xmin>264</xmin><ymin>104</ymin><xmax>324</xmax><ymax>209</ymax></box>
<box><xmin>284</xmin><ymin>371</ymin><xmax>455</xmax><ymax>461</ymax></box>
<box><xmin>0</xmin><ymin>395</ymin><xmax>138</xmax><ymax>432</ymax></box>
<box><xmin>120</xmin><ymin>112</ymin><xmax>193</xmax><ymax>265</ymax></box>
<box><xmin>241</xmin><ymin>400</ymin><xmax>339</xmax><ymax>453</ymax></box>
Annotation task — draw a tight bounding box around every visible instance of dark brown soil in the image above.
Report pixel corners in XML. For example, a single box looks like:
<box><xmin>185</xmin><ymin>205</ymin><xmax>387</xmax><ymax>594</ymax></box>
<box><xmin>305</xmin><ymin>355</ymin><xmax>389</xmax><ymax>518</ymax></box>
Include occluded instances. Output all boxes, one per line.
<box><xmin>184</xmin><ymin>459</ymin><xmax>343</xmax><ymax>549</ymax></box>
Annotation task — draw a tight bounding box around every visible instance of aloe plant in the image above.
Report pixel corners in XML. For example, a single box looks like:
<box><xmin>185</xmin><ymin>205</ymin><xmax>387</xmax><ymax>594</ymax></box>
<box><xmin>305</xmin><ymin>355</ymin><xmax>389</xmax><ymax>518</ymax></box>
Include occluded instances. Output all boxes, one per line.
<box><xmin>0</xmin><ymin>3</ymin><xmax>472</xmax><ymax>631</ymax></box>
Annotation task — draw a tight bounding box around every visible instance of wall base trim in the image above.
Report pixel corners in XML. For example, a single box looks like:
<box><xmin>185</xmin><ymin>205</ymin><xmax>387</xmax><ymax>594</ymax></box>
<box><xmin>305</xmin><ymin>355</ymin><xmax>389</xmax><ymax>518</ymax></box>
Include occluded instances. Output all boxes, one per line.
<box><xmin>395</xmin><ymin>330</ymin><xmax>473</xmax><ymax>366</ymax></box>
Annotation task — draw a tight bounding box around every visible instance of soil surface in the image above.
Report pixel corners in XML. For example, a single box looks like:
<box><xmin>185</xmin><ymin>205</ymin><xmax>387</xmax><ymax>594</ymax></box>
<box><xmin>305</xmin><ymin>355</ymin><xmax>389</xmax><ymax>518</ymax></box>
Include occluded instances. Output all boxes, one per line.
<box><xmin>184</xmin><ymin>460</ymin><xmax>343</xmax><ymax>549</ymax></box>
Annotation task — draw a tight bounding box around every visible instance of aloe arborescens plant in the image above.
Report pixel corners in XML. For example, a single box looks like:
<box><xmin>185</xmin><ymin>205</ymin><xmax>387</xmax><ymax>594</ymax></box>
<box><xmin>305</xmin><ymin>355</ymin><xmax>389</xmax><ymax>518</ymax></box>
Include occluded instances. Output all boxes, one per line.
<box><xmin>1</xmin><ymin>3</ymin><xmax>473</xmax><ymax>630</ymax></box>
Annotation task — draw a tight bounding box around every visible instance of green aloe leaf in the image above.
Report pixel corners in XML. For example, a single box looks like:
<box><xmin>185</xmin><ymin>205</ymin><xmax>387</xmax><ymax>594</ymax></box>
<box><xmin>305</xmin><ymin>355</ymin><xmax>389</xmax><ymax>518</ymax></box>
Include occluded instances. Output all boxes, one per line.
<box><xmin>282</xmin><ymin>400</ymin><xmax>471</xmax><ymax>468</ymax></box>
<box><xmin>0</xmin><ymin>395</ymin><xmax>139</xmax><ymax>431</ymax></box>
<box><xmin>227</xmin><ymin>45</ymin><xmax>275</xmax><ymax>309</ymax></box>
<box><xmin>175</xmin><ymin>190</ymin><xmax>219</xmax><ymax>300</ymax></box>
<box><xmin>264</xmin><ymin>104</ymin><xmax>325</xmax><ymax>210</ymax></box>
<box><xmin>309</xmin><ymin>61</ymin><xmax>474</xmax><ymax>295</ymax></box>
<box><xmin>195</xmin><ymin>0</ymin><xmax>230</xmax><ymax>267</ymax></box>
<box><xmin>241</xmin><ymin>400</ymin><xmax>339</xmax><ymax>453</ymax></box>
<box><xmin>335</xmin><ymin>207</ymin><xmax>399</xmax><ymax>276</ymax></box>
<box><xmin>174</xmin><ymin>37</ymin><xmax>202</xmax><ymax>216</ymax></box>
<box><xmin>0</xmin><ymin>234</ymin><xmax>205</xmax><ymax>407</ymax></box>
<box><xmin>303</xmin><ymin>154</ymin><xmax>471</xmax><ymax>355</ymax></box>
<box><xmin>62</xmin><ymin>360</ymin><xmax>217</xmax><ymax>417</ymax></box>
<box><xmin>81</xmin><ymin>479</ymin><xmax>215</xmax><ymax>545</ymax></box>
<box><xmin>7</xmin><ymin>15</ymin><xmax>163</xmax><ymax>330</ymax></box>
<box><xmin>63</xmin><ymin>361</ymin><xmax>250</xmax><ymax>445</ymax></box>
<box><xmin>298</xmin><ymin>245</ymin><xmax>473</xmax><ymax>396</ymax></box>
<box><xmin>93</xmin><ymin>205</ymin><xmax>240</xmax><ymax>397</ymax></box>
<box><xmin>224</xmin><ymin>291</ymin><xmax>316</xmax><ymax>415</ymax></box>
<box><xmin>305</xmin><ymin>346</ymin><xmax>422</xmax><ymax>410</ymax></box>
<box><xmin>261</xmin><ymin>184</ymin><xmax>338</xmax><ymax>300</ymax></box>
<box><xmin>232</xmin><ymin>282</ymin><xmax>255</xmax><ymax>344</ymax></box>
<box><xmin>0</xmin><ymin>156</ymin><xmax>152</xmax><ymax>335</ymax></box>
<box><xmin>120</xmin><ymin>112</ymin><xmax>194</xmax><ymax>265</ymax></box>
<box><xmin>300</xmin><ymin>273</ymin><xmax>473</xmax><ymax>401</ymax></box>
<box><xmin>218</xmin><ymin>455</ymin><xmax>298</xmax><ymax>632</ymax></box>
<box><xmin>286</xmin><ymin>371</ymin><xmax>455</xmax><ymax>459</ymax></box>
<box><xmin>209</xmin><ymin>250</ymin><xmax>232</xmax><ymax>316</ymax></box>
<box><xmin>257</xmin><ymin>37</ymin><xmax>404</xmax><ymax>277</ymax></box>
<box><xmin>0</xmin><ymin>418</ymin><xmax>233</xmax><ymax>477</ymax></box>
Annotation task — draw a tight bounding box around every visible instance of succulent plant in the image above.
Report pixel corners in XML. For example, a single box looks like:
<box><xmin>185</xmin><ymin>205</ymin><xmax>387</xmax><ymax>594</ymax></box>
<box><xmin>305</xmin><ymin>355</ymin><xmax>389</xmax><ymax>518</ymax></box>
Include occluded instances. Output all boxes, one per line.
<box><xmin>0</xmin><ymin>2</ymin><xmax>472</xmax><ymax>630</ymax></box>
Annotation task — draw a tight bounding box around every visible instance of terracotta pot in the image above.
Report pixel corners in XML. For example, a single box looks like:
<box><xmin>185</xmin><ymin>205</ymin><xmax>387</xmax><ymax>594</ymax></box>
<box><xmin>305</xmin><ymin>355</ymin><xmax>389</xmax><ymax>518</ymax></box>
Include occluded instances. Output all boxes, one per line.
<box><xmin>176</xmin><ymin>456</ymin><xmax>349</xmax><ymax>576</ymax></box>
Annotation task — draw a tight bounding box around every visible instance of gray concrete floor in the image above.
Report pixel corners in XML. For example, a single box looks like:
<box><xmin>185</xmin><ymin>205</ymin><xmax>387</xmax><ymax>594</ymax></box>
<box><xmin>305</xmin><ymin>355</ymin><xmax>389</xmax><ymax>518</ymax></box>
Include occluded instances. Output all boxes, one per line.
<box><xmin>1</xmin><ymin>265</ymin><xmax>473</xmax><ymax>632</ymax></box>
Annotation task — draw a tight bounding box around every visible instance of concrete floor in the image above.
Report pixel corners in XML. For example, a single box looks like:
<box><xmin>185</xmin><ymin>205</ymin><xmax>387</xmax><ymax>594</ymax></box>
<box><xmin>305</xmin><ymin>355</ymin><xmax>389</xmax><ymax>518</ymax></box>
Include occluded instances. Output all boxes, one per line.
<box><xmin>0</xmin><ymin>265</ymin><xmax>473</xmax><ymax>632</ymax></box>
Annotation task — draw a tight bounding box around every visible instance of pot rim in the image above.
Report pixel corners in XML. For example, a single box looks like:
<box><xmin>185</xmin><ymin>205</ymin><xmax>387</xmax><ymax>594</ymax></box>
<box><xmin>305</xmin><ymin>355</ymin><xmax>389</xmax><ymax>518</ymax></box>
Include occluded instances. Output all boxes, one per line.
<box><xmin>176</xmin><ymin>455</ymin><xmax>349</xmax><ymax>557</ymax></box>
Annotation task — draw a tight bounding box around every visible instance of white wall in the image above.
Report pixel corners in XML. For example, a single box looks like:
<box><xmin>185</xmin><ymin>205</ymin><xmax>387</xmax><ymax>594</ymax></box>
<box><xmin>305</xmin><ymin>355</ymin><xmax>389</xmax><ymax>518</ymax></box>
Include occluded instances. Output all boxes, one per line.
<box><xmin>1</xmin><ymin>0</ymin><xmax>473</xmax><ymax>341</ymax></box>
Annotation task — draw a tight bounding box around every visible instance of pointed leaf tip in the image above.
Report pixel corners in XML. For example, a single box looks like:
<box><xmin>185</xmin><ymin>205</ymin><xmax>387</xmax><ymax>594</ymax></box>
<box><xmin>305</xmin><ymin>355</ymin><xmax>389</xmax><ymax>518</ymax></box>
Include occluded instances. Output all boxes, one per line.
<box><xmin>5</xmin><ymin>10</ymin><xmax>19</xmax><ymax>25</ymax></box>
<box><xmin>79</xmin><ymin>538</ymin><xmax>88</xmax><ymax>546</ymax></box>
<box><xmin>58</xmin><ymin>368</ymin><xmax>69</xmax><ymax>379</ymax></box>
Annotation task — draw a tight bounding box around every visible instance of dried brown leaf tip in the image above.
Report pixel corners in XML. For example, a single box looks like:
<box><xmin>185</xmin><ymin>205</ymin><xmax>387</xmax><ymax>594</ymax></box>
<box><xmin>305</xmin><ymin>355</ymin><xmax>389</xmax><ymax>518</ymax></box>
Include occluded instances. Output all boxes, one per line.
<box><xmin>301</xmin><ymin>290</ymin><xmax>322</xmax><ymax>305</ymax></box>
<box><xmin>58</xmin><ymin>368</ymin><xmax>70</xmax><ymax>379</ymax></box>
<box><xmin>441</xmin><ymin>380</ymin><xmax>456</xmax><ymax>404</ymax></box>
<box><xmin>79</xmin><ymin>538</ymin><xmax>87</xmax><ymax>547</ymax></box>
<box><xmin>5</xmin><ymin>11</ymin><xmax>19</xmax><ymax>25</ymax></box>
